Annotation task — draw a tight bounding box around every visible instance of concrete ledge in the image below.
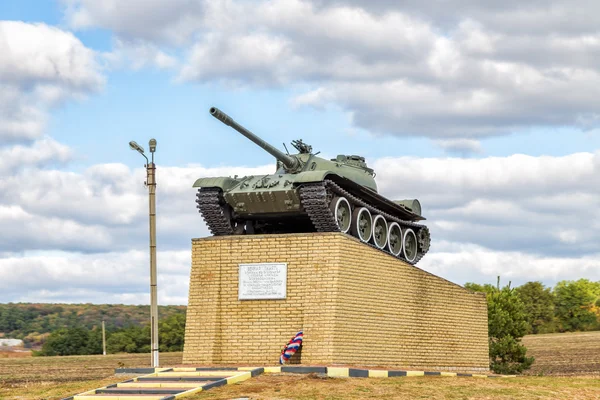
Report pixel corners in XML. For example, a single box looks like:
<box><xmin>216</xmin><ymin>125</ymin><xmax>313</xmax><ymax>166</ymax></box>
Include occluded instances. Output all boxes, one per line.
<box><xmin>115</xmin><ymin>367</ymin><xmax>172</xmax><ymax>374</ymax></box>
<box><xmin>115</xmin><ymin>365</ymin><xmax>513</xmax><ymax>379</ymax></box>
<box><xmin>272</xmin><ymin>365</ymin><xmax>512</xmax><ymax>379</ymax></box>
<box><xmin>134</xmin><ymin>365</ymin><xmax>513</xmax><ymax>378</ymax></box>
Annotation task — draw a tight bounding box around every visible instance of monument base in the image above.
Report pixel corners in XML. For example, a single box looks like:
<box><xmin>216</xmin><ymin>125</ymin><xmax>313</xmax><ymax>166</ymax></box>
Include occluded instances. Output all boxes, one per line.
<box><xmin>183</xmin><ymin>233</ymin><xmax>489</xmax><ymax>372</ymax></box>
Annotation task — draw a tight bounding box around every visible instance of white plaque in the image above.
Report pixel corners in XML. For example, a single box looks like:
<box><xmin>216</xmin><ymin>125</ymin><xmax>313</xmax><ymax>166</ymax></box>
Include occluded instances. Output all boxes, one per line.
<box><xmin>238</xmin><ymin>263</ymin><xmax>287</xmax><ymax>300</ymax></box>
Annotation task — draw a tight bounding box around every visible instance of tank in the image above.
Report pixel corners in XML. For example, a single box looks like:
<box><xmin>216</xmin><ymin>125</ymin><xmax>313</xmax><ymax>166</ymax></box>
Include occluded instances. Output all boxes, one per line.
<box><xmin>193</xmin><ymin>107</ymin><xmax>431</xmax><ymax>264</ymax></box>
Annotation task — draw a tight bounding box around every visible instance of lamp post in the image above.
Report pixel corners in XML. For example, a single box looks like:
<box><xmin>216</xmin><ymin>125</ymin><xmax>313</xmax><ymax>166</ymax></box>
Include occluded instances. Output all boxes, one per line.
<box><xmin>129</xmin><ymin>139</ymin><xmax>159</xmax><ymax>368</ymax></box>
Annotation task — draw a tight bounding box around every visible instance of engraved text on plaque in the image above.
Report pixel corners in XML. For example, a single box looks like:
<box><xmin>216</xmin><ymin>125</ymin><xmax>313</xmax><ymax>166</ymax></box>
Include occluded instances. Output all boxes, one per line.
<box><xmin>238</xmin><ymin>263</ymin><xmax>287</xmax><ymax>300</ymax></box>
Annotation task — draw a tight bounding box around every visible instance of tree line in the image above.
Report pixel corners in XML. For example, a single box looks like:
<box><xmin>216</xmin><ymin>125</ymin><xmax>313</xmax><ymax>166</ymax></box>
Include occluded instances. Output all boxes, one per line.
<box><xmin>36</xmin><ymin>313</ymin><xmax>185</xmax><ymax>356</ymax></box>
<box><xmin>0</xmin><ymin>303</ymin><xmax>186</xmax><ymax>347</ymax></box>
<box><xmin>466</xmin><ymin>278</ymin><xmax>600</xmax><ymax>334</ymax></box>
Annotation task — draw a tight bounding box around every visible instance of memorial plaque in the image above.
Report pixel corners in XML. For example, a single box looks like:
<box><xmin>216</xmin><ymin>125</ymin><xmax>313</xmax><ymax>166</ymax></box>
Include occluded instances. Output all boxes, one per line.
<box><xmin>238</xmin><ymin>263</ymin><xmax>287</xmax><ymax>300</ymax></box>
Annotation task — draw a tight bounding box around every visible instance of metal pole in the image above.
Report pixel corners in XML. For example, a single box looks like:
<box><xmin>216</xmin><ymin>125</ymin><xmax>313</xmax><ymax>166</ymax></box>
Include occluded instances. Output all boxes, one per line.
<box><xmin>102</xmin><ymin>321</ymin><xmax>106</xmax><ymax>356</ymax></box>
<box><xmin>148</xmin><ymin>159</ymin><xmax>159</xmax><ymax>367</ymax></box>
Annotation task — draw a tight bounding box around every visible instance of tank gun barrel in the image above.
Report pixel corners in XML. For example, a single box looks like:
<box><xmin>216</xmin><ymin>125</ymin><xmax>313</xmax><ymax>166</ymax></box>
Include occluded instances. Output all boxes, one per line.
<box><xmin>210</xmin><ymin>107</ymin><xmax>299</xmax><ymax>170</ymax></box>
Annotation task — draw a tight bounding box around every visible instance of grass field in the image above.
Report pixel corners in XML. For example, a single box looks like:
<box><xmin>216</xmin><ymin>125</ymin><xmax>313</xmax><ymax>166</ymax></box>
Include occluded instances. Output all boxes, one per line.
<box><xmin>1</xmin><ymin>331</ymin><xmax>599</xmax><ymax>399</ymax></box>
<box><xmin>0</xmin><ymin>352</ymin><xmax>183</xmax><ymax>400</ymax></box>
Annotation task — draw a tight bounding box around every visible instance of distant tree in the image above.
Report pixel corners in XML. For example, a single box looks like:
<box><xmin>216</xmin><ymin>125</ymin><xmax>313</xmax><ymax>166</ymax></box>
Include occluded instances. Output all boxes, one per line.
<box><xmin>86</xmin><ymin>327</ymin><xmax>104</xmax><ymax>355</ymax></box>
<box><xmin>107</xmin><ymin>331</ymin><xmax>138</xmax><ymax>354</ymax></box>
<box><xmin>159</xmin><ymin>314</ymin><xmax>186</xmax><ymax>352</ymax></box>
<box><xmin>107</xmin><ymin>326</ymin><xmax>150</xmax><ymax>354</ymax></box>
<box><xmin>471</xmin><ymin>277</ymin><xmax>534</xmax><ymax>374</ymax></box>
<box><xmin>554</xmin><ymin>279</ymin><xmax>599</xmax><ymax>331</ymax></box>
<box><xmin>0</xmin><ymin>303</ymin><xmax>187</xmax><ymax>343</ymax></box>
<box><xmin>38</xmin><ymin>327</ymin><xmax>90</xmax><ymax>356</ymax></box>
<box><xmin>23</xmin><ymin>332</ymin><xmax>49</xmax><ymax>348</ymax></box>
<box><xmin>0</xmin><ymin>306</ymin><xmax>26</xmax><ymax>332</ymax></box>
<box><xmin>515</xmin><ymin>282</ymin><xmax>556</xmax><ymax>334</ymax></box>
<box><xmin>464</xmin><ymin>282</ymin><xmax>496</xmax><ymax>294</ymax></box>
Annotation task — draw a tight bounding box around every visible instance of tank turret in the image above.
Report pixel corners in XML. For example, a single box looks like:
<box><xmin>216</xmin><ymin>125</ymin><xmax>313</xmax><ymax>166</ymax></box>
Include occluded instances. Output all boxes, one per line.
<box><xmin>194</xmin><ymin>107</ymin><xmax>431</xmax><ymax>264</ymax></box>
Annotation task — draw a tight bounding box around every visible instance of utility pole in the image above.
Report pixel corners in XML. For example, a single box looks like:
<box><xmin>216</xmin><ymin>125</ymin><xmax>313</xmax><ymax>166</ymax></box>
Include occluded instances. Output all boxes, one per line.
<box><xmin>102</xmin><ymin>320</ymin><xmax>106</xmax><ymax>356</ymax></box>
<box><xmin>147</xmin><ymin>140</ymin><xmax>159</xmax><ymax>368</ymax></box>
<box><xmin>129</xmin><ymin>139</ymin><xmax>160</xmax><ymax>368</ymax></box>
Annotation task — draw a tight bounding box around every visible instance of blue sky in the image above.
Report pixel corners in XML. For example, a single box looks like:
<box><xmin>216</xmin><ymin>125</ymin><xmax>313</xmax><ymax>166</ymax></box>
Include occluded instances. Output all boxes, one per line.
<box><xmin>1</xmin><ymin>0</ymin><xmax>599</xmax><ymax>304</ymax></box>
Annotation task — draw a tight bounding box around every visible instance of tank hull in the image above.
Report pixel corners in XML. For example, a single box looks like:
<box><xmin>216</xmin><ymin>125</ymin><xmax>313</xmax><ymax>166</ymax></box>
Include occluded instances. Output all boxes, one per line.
<box><xmin>195</xmin><ymin>171</ymin><xmax>423</xmax><ymax>221</ymax></box>
<box><xmin>195</xmin><ymin>174</ymin><xmax>430</xmax><ymax>264</ymax></box>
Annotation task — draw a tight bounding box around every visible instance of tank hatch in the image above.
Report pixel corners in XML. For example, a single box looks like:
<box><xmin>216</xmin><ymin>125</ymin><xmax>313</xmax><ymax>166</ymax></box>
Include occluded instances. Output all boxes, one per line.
<box><xmin>333</xmin><ymin>154</ymin><xmax>373</xmax><ymax>172</ymax></box>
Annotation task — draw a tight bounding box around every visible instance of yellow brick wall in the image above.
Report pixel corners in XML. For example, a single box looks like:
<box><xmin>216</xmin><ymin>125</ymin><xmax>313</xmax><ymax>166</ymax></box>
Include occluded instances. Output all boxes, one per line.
<box><xmin>183</xmin><ymin>233</ymin><xmax>489</xmax><ymax>371</ymax></box>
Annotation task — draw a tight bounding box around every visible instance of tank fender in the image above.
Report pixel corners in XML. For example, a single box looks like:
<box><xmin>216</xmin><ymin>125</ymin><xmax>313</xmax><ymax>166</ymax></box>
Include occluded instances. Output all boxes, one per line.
<box><xmin>192</xmin><ymin>176</ymin><xmax>241</xmax><ymax>190</ymax></box>
<box><xmin>394</xmin><ymin>199</ymin><xmax>422</xmax><ymax>216</ymax></box>
<box><xmin>292</xmin><ymin>170</ymin><xmax>331</xmax><ymax>183</ymax></box>
<box><xmin>292</xmin><ymin>171</ymin><xmax>378</xmax><ymax>192</ymax></box>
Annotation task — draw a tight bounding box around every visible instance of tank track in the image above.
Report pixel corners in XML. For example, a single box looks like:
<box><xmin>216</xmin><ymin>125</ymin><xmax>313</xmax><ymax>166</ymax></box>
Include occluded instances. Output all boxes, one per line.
<box><xmin>195</xmin><ymin>188</ymin><xmax>234</xmax><ymax>235</ymax></box>
<box><xmin>196</xmin><ymin>182</ymin><xmax>431</xmax><ymax>265</ymax></box>
<box><xmin>299</xmin><ymin>179</ymin><xmax>430</xmax><ymax>265</ymax></box>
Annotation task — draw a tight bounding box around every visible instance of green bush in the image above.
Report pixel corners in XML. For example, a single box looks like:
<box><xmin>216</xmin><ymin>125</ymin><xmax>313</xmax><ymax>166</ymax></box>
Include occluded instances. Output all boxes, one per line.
<box><xmin>515</xmin><ymin>282</ymin><xmax>556</xmax><ymax>334</ymax></box>
<box><xmin>159</xmin><ymin>313</ymin><xmax>186</xmax><ymax>352</ymax></box>
<box><xmin>467</xmin><ymin>277</ymin><xmax>534</xmax><ymax>374</ymax></box>
<box><xmin>554</xmin><ymin>279</ymin><xmax>600</xmax><ymax>332</ymax></box>
<box><xmin>38</xmin><ymin>327</ymin><xmax>92</xmax><ymax>356</ymax></box>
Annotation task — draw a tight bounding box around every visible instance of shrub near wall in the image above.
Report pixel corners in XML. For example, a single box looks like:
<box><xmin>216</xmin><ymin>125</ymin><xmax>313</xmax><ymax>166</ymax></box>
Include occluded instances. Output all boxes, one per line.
<box><xmin>467</xmin><ymin>279</ymin><xmax>534</xmax><ymax>374</ymax></box>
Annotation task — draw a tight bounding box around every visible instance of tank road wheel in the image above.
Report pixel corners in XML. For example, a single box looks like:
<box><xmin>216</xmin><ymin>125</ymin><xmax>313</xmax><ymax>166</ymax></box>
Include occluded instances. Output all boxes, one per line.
<box><xmin>403</xmin><ymin>228</ymin><xmax>418</xmax><ymax>263</ymax></box>
<box><xmin>372</xmin><ymin>215</ymin><xmax>388</xmax><ymax>249</ymax></box>
<box><xmin>387</xmin><ymin>222</ymin><xmax>403</xmax><ymax>256</ymax></box>
<box><xmin>351</xmin><ymin>207</ymin><xmax>372</xmax><ymax>242</ymax></box>
<box><xmin>330</xmin><ymin>196</ymin><xmax>351</xmax><ymax>233</ymax></box>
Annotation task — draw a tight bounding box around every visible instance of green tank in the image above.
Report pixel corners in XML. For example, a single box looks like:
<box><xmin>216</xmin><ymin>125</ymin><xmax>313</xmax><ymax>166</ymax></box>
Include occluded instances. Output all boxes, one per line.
<box><xmin>194</xmin><ymin>107</ymin><xmax>431</xmax><ymax>264</ymax></box>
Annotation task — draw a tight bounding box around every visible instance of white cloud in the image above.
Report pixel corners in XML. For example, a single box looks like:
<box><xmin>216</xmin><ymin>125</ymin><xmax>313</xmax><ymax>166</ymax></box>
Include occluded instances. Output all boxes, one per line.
<box><xmin>63</xmin><ymin>0</ymin><xmax>600</xmax><ymax>139</ymax></box>
<box><xmin>0</xmin><ymin>137</ymin><xmax>72</xmax><ymax>173</ymax></box>
<box><xmin>179</xmin><ymin>33</ymin><xmax>299</xmax><ymax>85</ymax></box>
<box><xmin>435</xmin><ymin>138</ymin><xmax>483</xmax><ymax>155</ymax></box>
<box><xmin>420</xmin><ymin>241</ymin><xmax>600</xmax><ymax>288</ymax></box>
<box><xmin>103</xmin><ymin>39</ymin><xmax>178</xmax><ymax>70</ymax></box>
<box><xmin>0</xmin><ymin>86</ymin><xmax>47</xmax><ymax>142</ymax></box>
<box><xmin>0</xmin><ymin>21</ymin><xmax>102</xmax><ymax>91</ymax></box>
<box><xmin>63</xmin><ymin>0</ymin><xmax>207</xmax><ymax>45</ymax></box>
<box><xmin>0</xmin><ymin>21</ymin><xmax>104</xmax><ymax>143</ymax></box>
<box><xmin>0</xmin><ymin>250</ymin><xmax>191</xmax><ymax>304</ymax></box>
<box><xmin>290</xmin><ymin>87</ymin><xmax>334</xmax><ymax>109</ymax></box>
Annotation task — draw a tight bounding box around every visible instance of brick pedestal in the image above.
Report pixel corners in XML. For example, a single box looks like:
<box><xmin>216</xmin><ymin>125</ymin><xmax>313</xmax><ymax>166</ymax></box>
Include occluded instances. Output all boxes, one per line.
<box><xmin>183</xmin><ymin>233</ymin><xmax>489</xmax><ymax>372</ymax></box>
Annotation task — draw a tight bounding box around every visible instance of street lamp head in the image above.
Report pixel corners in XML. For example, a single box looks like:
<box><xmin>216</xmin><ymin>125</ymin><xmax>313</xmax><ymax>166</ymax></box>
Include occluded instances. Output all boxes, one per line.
<box><xmin>149</xmin><ymin>138</ymin><xmax>157</xmax><ymax>153</ymax></box>
<box><xmin>129</xmin><ymin>141</ymin><xmax>145</xmax><ymax>155</ymax></box>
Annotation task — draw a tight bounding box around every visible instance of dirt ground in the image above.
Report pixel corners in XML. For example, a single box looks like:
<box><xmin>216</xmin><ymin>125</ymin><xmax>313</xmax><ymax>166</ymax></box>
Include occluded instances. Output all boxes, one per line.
<box><xmin>190</xmin><ymin>373</ymin><xmax>600</xmax><ymax>400</ymax></box>
<box><xmin>522</xmin><ymin>331</ymin><xmax>600</xmax><ymax>376</ymax></box>
<box><xmin>1</xmin><ymin>331</ymin><xmax>599</xmax><ymax>399</ymax></box>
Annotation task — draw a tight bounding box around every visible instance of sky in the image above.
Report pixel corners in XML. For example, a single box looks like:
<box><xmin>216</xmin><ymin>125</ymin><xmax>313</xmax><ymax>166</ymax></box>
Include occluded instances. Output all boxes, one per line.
<box><xmin>1</xmin><ymin>0</ymin><xmax>599</xmax><ymax>305</ymax></box>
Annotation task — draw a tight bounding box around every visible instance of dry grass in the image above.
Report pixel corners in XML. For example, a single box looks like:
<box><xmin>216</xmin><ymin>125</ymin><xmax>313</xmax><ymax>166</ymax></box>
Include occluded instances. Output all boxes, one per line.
<box><xmin>0</xmin><ymin>349</ymin><xmax>31</xmax><ymax>359</ymax></box>
<box><xmin>0</xmin><ymin>352</ymin><xmax>183</xmax><ymax>399</ymax></box>
<box><xmin>523</xmin><ymin>331</ymin><xmax>600</xmax><ymax>376</ymax></box>
<box><xmin>190</xmin><ymin>373</ymin><xmax>600</xmax><ymax>400</ymax></box>
<box><xmin>1</xmin><ymin>332</ymin><xmax>600</xmax><ymax>399</ymax></box>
